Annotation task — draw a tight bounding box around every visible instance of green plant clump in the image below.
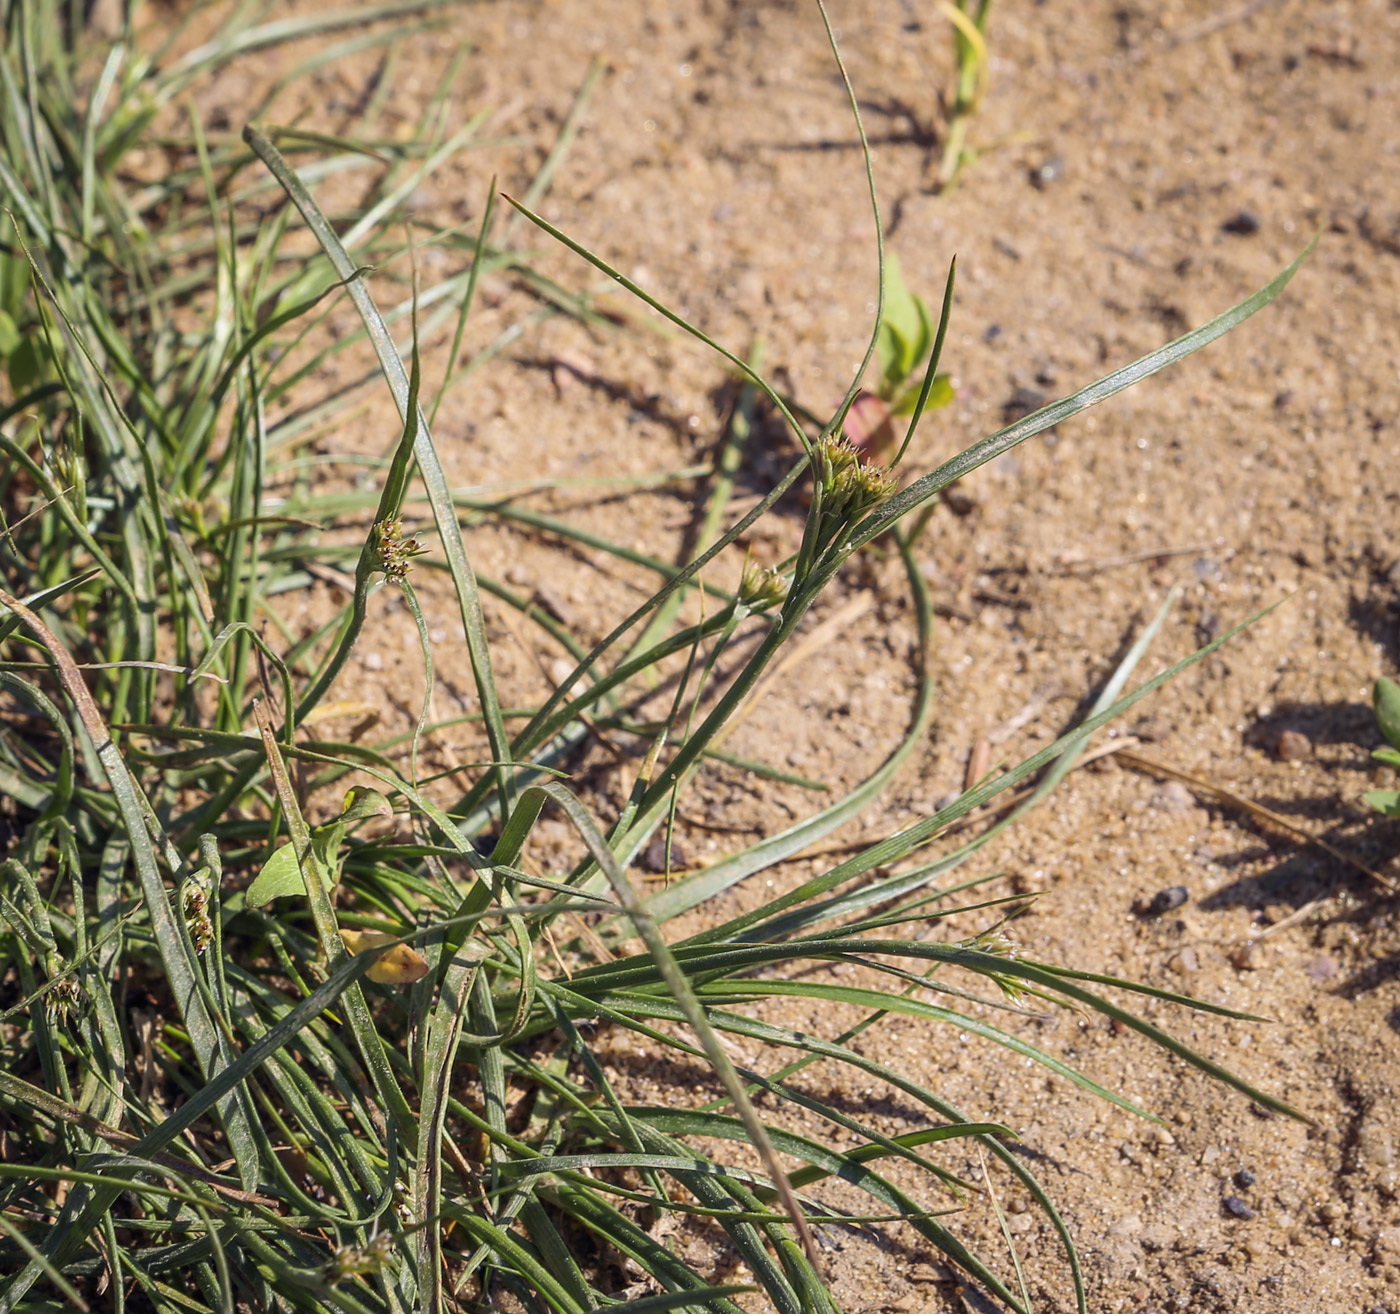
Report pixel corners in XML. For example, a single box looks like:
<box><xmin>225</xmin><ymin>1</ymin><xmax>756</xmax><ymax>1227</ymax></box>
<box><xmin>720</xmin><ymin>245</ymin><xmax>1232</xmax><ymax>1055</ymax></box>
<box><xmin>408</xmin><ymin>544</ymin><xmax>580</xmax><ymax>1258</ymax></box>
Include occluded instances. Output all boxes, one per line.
<box><xmin>0</xmin><ymin>5</ymin><xmax>1316</xmax><ymax>1314</ymax></box>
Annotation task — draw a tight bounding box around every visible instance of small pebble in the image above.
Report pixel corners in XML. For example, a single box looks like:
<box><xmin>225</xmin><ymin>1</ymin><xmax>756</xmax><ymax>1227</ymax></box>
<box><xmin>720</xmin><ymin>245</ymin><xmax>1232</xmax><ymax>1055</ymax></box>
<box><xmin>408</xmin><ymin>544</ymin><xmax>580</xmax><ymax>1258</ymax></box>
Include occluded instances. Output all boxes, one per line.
<box><xmin>531</xmin><ymin>584</ymin><xmax>574</xmax><ymax>626</ymax></box>
<box><xmin>549</xmin><ymin>350</ymin><xmax>594</xmax><ymax>395</ymax></box>
<box><xmin>1229</xmin><ymin>941</ymin><xmax>1259</xmax><ymax>971</ymax></box>
<box><xmin>1152</xmin><ymin>781</ymin><xmax>1194</xmax><ymax>813</ymax></box>
<box><xmin>1275</xmin><ymin>729</ymin><xmax>1312</xmax><ymax>761</ymax></box>
<box><xmin>1358</xmin><ymin>1120</ymin><xmax>1395</xmax><ymax>1167</ymax></box>
<box><xmin>1003</xmin><ymin>385</ymin><xmax>1047</xmax><ymax>421</ymax></box>
<box><xmin>640</xmin><ymin>835</ymin><xmax>689</xmax><ymax>874</ymax></box>
<box><xmin>1222</xmin><ymin>210</ymin><xmax>1262</xmax><ymax>235</ymax></box>
<box><xmin>1029</xmin><ymin>155</ymin><xmax>1064</xmax><ymax>189</ymax></box>
<box><xmin>1146</xmin><ymin>885</ymin><xmax>1189</xmax><ymax>916</ymax></box>
<box><xmin>1235</xmin><ymin>1168</ymin><xmax>1256</xmax><ymax>1189</ymax></box>
<box><xmin>1304</xmin><ymin>956</ymin><xmax>1338</xmax><ymax>981</ymax></box>
<box><xmin>362</xmin><ymin>651</ymin><xmax>384</xmax><ymax>671</ymax></box>
<box><xmin>1224</xmin><ymin>1195</ymin><xmax>1256</xmax><ymax>1220</ymax></box>
<box><xmin>1171</xmin><ymin>946</ymin><xmax>1200</xmax><ymax>975</ymax></box>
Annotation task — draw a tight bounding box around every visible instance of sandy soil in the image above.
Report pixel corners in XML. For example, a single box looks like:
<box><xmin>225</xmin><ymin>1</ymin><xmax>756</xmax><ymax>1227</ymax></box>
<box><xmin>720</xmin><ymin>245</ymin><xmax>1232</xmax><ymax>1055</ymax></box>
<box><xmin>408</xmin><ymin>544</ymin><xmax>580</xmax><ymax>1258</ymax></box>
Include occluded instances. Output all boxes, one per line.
<box><xmin>183</xmin><ymin>1</ymin><xmax>1400</xmax><ymax>1309</ymax></box>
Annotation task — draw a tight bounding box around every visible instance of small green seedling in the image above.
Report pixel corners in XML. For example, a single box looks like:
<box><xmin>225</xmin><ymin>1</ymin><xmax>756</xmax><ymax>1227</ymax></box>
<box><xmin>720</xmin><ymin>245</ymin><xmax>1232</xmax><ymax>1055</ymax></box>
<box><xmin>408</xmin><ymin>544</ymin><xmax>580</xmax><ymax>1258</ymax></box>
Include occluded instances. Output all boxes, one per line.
<box><xmin>844</xmin><ymin>252</ymin><xmax>953</xmax><ymax>464</ymax></box>
<box><xmin>246</xmin><ymin>786</ymin><xmax>394</xmax><ymax>906</ymax></box>
<box><xmin>248</xmin><ymin>785</ymin><xmax>427</xmax><ymax>984</ymax></box>
<box><xmin>935</xmin><ymin>0</ymin><xmax>993</xmax><ymax>191</ymax></box>
<box><xmin>876</xmin><ymin>252</ymin><xmax>953</xmax><ymax>415</ymax></box>
<box><xmin>1365</xmin><ymin>676</ymin><xmax>1400</xmax><ymax>819</ymax></box>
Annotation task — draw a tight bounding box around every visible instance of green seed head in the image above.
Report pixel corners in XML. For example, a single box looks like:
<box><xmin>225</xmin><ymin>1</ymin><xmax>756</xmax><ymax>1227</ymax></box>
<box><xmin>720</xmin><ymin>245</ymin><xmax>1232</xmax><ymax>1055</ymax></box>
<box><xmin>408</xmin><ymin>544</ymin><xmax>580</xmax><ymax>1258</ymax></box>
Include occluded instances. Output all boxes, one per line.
<box><xmin>739</xmin><ymin>561</ymin><xmax>786</xmax><ymax>609</ymax></box>
<box><xmin>817</xmin><ymin>433</ymin><xmax>896</xmax><ymax>523</ymax></box>
<box><xmin>326</xmin><ymin>1232</ymin><xmax>394</xmax><ymax>1285</ymax></box>
<box><xmin>959</xmin><ymin>925</ymin><xmax>1031</xmax><ymax>1005</ymax></box>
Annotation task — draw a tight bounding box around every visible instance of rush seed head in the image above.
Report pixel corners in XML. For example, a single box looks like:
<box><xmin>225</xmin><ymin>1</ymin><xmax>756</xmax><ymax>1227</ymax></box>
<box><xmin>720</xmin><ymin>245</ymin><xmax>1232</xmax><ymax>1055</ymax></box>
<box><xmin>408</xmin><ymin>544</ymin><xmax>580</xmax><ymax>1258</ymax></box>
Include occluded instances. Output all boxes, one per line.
<box><xmin>739</xmin><ymin>561</ymin><xmax>786</xmax><ymax>609</ymax></box>
<box><xmin>45</xmin><ymin>973</ymin><xmax>84</xmax><ymax>1025</ymax></box>
<box><xmin>375</xmin><ymin>517</ymin><xmax>427</xmax><ymax>582</ymax></box>
<box><xmin>817</xmin><ymin>433</ymin><xmax>896</xmax><ymax>524</ymax></box>
<box><xmin>325</xmin><ymin>1232</ymin><xmax>394</xmax><ymax>1285</ymax></box>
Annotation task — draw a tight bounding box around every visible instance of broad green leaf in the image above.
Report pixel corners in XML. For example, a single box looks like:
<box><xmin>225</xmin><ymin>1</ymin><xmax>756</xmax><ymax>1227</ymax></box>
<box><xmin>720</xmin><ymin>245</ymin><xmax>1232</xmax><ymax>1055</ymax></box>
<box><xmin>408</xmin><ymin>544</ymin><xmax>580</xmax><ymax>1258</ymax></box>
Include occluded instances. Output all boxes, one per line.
<box><xmin>892</xmin><ymin>370</ymin><xmax>953</xmax><ymax>416</ymax></box>
<box><xmin>1373</xmin><ymin>747</ymin><xmax>1400</xmax><ymax>769</ymax></box>
<box><xmin>339</xmin><ymin>785</ymin><xmax>394</xmax><ymax>824</ymax></box>
<box><xmin>1365</xmin><ymin>789</ymin><xmax>1400</xmax><ymax>818</ymax></box>
<box><xmin>875</xmin><ymin>251</ymin><xmax>932</xmax><ymax>396</ymax></box>
<box><xmin>245</xmin><ymin>789</ymin><xmax>388</xmax><ymax>907</ymax></box>
<box><xmin>245</xmin><ymin>841</ymin><xmax>304</xmax><ymax>907</ymax></box>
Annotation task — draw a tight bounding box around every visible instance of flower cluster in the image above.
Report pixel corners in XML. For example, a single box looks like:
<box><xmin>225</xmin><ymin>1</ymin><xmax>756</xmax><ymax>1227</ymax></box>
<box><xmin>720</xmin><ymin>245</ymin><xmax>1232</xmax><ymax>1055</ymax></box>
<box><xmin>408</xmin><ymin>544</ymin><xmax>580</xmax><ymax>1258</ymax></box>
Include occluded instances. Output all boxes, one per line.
<box><xmin>739</xmin><ymin>561</ymin><xmax>786</xmax><ymax>610</ymax></box>
<box><xmin>958</xmin><ymin>924</ymin><xmax>1030</xmax><ymax>1006</ymax></box>
<box><xmin>817</xmin><ymin>433</ymin><xmax>896</xmax><ymax>524</ymax></box>
<box><xmin>375</xmin><ymin>518</ymin><xmax>426</xmax><ymax>582</ymax></box>
<box><xmin>45</xmin><ymin>973</ymin><xmax>84</xmax><ymax>1025</ymax></box>
<box><xmin>393</xmin><ymin>1177</ymin><xmax>413</xmax><ymax>1225</ymax></box>
<box><xmin>184</xmin><ymin>879</ymin><xmax>213</xmax><ymax>955</ymax></box>
<box><xmin>809</xmin><ymin>432</ymin><xmax>897</xmax><ymax>560</ymax></box>
<box><xmin>325</xmin><ymin>1232</ymin><xmax>394</xmax><ymax>1285</ymax></box>
<box><xmin>965</xmin><ymin>926</ymin><xmax>1018</xmax><ymax>961</ymax></box>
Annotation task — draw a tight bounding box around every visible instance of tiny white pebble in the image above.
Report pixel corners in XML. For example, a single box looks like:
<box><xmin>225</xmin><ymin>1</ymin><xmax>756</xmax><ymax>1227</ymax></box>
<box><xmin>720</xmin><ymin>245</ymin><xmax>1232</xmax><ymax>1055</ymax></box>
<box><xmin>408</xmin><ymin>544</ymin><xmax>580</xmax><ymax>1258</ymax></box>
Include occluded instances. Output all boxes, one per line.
<box><xmin>363</xmin><ymin>652</ymin><xmax>384</xmax><ymax>671</ymax></box>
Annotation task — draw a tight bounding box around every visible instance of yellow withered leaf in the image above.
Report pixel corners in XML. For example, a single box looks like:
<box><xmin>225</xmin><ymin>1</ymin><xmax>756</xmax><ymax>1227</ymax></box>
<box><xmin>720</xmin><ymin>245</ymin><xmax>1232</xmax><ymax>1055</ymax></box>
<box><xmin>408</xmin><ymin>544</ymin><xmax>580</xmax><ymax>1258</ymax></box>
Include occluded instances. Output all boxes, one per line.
<box><xmin>339</xmin><ymin>929</ymin><xmax>429</xmax><ymax>985</ymax></box>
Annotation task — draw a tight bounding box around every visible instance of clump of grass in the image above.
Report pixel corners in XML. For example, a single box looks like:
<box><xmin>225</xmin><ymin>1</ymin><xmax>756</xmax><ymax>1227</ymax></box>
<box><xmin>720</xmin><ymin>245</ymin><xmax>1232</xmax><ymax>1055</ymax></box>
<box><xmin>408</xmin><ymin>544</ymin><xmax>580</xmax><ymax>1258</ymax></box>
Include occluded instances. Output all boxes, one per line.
<box><xmin>0</xmin><ymin>5</ymin><xmax>1319</xmax><ymax>1314</ymax></box>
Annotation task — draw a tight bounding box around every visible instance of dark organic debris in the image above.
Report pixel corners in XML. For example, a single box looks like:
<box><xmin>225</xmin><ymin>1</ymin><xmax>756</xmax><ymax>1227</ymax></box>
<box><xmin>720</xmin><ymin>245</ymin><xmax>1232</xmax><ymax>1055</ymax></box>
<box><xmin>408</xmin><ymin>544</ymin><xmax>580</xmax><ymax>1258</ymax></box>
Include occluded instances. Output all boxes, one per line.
<box><xmin>1144</xmin><ymin>885</ymin><xmax>1189</xmax><ymax>917</ymax></box>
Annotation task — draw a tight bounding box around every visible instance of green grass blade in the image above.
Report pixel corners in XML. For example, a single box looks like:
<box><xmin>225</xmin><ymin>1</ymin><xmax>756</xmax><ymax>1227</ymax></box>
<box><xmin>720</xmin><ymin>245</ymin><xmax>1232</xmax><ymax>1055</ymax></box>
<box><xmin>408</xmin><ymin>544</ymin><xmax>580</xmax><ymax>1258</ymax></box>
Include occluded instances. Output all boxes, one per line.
<box><xmin>855</xmin><ymin>235</ymin><xmax>1318</xmax><ymax>549</ymax></box>
<box><xmin>244</xmin><ymin>124</ymin><xmax>516</xmax><ymax>813</ymax></box>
